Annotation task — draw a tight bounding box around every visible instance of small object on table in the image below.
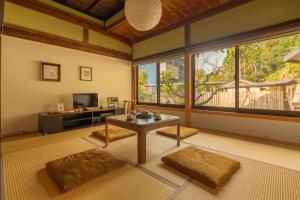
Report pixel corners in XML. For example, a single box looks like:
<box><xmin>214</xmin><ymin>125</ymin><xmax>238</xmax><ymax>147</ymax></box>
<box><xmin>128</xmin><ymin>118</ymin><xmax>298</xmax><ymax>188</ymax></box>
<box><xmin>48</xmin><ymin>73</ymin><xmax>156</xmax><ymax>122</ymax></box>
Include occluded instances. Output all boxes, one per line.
<box><xmin>136</xmin><ymin>111</ymin><xmax>152</xmax><ymax>119</ymax></box>
<box><xmin>126</xmin><ymin>114</ymin><xmax>134</xmax><ymax>121</ymax></box>
<box><xmin>153</xmin><ymin>113</ymin><xmax>161</xmax><ymax>120</ymax></box>
<box><xmin>105</xmin><ymin>114</ymin><xmax>180</xmax><ymax>164</ymax></box>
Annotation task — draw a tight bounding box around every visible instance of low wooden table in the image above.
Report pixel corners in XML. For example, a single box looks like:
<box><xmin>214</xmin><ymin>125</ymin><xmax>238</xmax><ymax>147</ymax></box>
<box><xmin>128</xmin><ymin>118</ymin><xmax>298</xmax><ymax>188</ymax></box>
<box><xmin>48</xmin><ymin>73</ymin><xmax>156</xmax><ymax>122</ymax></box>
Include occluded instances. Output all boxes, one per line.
<box><xmin>105</xmin><ymin>114</ymin><xmax>181</xmax><ymax>164</ymax></box>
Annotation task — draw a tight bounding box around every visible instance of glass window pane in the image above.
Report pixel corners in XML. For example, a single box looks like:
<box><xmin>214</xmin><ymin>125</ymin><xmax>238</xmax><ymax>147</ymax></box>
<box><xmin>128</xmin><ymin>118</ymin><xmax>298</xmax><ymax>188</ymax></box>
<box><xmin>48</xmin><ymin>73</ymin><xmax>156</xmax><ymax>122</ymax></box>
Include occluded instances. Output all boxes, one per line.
<box><xmin>137</xmin><ymin>63</ymin><xmax>157</xmax><ymax>103</ymax></box>
<box><xmin>160</xmin><ymin>57</ymin><xmax>185</xmax><ymax>105</ymax></box>
<box><xmin>239</xmin><ymin>33</ymin><xmax>300</xmax><ymax>111</ymax></box>
<box><xmin>194</xmin><ymin>48</ymin><xmax>235</xmax><ymax>107</ymax></box>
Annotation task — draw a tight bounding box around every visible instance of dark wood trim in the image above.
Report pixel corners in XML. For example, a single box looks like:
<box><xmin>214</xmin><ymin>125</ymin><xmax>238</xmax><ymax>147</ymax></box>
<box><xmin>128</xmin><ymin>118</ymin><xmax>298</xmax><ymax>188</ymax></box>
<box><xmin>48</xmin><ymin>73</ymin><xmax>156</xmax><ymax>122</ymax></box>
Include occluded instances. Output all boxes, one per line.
<box><xmin>3</xmin><ymin>23</ymin><xmax>131</xmax><ymax>60</ymax></box>
<box><xmin>235</xmin><ymin>46</ymin><xmax>239</xmax><ymax>109</ymax></box>
<box><xmin>191</xmin><ymin>109</ymin><xmax>300</xmax><ymax>123</ymax></box>
<box><xmin>0</xmin><ymin>0</ymin><xmax>4</xmax><ymax>32</ymax></box>
<box><xmin>133</xmin><ymin>18</ymin><xmax>300</xmax><ymax>64</ymax></box>
<box><xmin>6</xmin><ymin>0</ymin><xmax>132</xmax><ymax>45</ymax></box>
<box><xmin>41</xmin><ymin>62</ymin><xmax>61</xmax><ymax>82</ymax></box>
<box><xmin>131</xmin><ymin>65</ymin><xmax>137</xmax><ymax>101</ymax></box>
<box><xmin>133</xmin><ymin>0</ymin><xmax>253</xmax><ymax>43</ymax></box>
<box><xmin>0</xmin><ymin>35</ymin><xmax>2</xmax><ymax>134</ymax></box>
<box><xmin>85</xmin><ymin>0</ymin><xmax>100</xmax><ymax>12</ymax></box>
<box><xmin>186</xmin><ymin>18</ymin><xmax>300</xmax><ymax>54</ymax></box>
<box><xmin>184</xmin><ymin>54</ymin><xmax>192</xmax><ymax>126</ymax></box>
<box><xmin>133</xmin><ymin>47</ymin><xmax>186</xmax><ymax>65</ymax></box>
<box><xmin>156</xmin><ymin>62</ymin><xmax>160</xmax><ymax>104</ymax></box>
<box><xmin>190</xmin><ymin>126</ymin><xmax>300</xmax><ymax>150</ymax></box>
<box><xmin>105</xmin><ymin>17</ymin><xmax>126</xmax><ymax>31</ymax></box>
<box><xmin>185</xmin><ymin>23</ymin><xmax>190</xmax><ymax>47</ymax></box>
<box><xmin>83</xmin><ymin>28</ymin><xmax>89</xmax><ymax>43</ymax></box>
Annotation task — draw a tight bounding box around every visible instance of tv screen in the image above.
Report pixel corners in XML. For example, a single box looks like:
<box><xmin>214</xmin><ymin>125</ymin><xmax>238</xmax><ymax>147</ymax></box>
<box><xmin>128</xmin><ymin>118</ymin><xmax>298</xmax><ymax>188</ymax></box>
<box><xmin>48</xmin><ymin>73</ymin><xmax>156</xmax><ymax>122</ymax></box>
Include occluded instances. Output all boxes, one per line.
<box><xmin>73</xmin><ymin>93</ymin><xmax>98</xmax><ymax>109</ymax></box>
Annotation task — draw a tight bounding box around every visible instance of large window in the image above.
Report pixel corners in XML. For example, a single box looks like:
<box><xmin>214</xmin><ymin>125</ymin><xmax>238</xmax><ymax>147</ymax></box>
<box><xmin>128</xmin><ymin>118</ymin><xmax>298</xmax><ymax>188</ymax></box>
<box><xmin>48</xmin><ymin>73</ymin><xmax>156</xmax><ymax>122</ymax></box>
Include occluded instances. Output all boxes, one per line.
<box><xmin>137</xmin><ymin>57</ymin><xmax>185</xmax><ymax>106</ymax></box>
<box><xmin>160</xmin><ymin>57</ymin><xmax>185</xmax><ymax>105</ymax></box>
<box><xmin>193</xmin><ymin>47</ymin><xmax>235</xmax><ymax>108</ymax></box>
<box><xmin>193</xmin><ymin>33</ymin><xmax>300</xmax><ymax>116</ymax></box>
<box><xmin>137</xmin><ymin>63</ymin><xmax>157</xmax><ymax>103</ymax></box>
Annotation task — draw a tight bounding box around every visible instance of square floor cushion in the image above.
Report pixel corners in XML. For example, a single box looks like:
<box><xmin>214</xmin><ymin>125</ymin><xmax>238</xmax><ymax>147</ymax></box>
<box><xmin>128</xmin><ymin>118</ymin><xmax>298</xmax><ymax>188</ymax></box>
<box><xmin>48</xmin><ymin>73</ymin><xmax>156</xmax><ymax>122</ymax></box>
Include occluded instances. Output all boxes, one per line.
<box><xmin>162</xmin><ymin>146</ymin><xmax>240</xmax><ymax>191</ymax></box>
<box><xmin>92</xmin><ymin>126</ymin><xmax>136</xmax><ymax>142</ymax></box>
<box><xmin>156</xmin><ymin>126</ymin><xmax>198</xmax><ymax>139</ymax></box>
<box><xmin>46</xmin><ymin>148</ymin><xmax>126</xmax><ymax>192</ymax></box>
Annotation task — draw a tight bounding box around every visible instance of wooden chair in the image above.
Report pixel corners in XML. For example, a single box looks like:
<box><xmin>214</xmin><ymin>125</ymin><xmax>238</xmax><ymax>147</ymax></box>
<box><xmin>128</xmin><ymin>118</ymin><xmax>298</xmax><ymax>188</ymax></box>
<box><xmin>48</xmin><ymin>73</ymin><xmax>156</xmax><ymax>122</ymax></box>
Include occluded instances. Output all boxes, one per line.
<box><xmin>107</xmin><ymin>97</ymin><xmax>119</xmax><ymax>108</ymax></box>
<box><xmin>123</xmin><ymin>100</ymin><xmax>136</xmax><ymax>113</ymax></box>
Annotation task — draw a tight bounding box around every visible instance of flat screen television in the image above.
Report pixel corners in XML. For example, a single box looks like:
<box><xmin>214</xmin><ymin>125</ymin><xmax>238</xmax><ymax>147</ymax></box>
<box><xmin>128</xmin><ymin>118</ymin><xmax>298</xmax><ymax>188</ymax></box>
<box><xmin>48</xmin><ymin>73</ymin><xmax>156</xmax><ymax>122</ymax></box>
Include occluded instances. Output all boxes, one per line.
<box><xmin>73</xmin><ymin>93</ymin><xmax>98</xmax><ymax>109</ymax></box>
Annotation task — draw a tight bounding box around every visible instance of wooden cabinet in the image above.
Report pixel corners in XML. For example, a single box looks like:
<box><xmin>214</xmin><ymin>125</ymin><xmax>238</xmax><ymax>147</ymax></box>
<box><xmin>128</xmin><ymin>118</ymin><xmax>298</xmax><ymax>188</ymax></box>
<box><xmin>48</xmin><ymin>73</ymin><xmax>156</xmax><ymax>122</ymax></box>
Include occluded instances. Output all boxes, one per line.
<box><xmin>38</xmin><ymin>108</ymin><xmax>125</xmax><ymax>134</ymax></box>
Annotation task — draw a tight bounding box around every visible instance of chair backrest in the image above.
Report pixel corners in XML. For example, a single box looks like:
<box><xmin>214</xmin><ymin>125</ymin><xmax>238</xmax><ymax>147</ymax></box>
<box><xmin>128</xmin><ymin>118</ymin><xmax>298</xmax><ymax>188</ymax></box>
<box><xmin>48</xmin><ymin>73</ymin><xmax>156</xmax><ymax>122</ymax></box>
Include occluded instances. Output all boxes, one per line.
<box><xmin>107</xmin><ymin>97</ymin><xmax>119</xmax><ymax>108</ymax></box>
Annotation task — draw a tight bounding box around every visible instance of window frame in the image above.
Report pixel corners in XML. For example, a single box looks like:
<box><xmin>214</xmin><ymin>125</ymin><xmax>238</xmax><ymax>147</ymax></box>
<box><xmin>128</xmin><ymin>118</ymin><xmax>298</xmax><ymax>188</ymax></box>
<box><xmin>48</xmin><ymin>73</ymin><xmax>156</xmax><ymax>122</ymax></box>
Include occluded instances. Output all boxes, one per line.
<box><xmin>191</xmin><ymin>34</ymin><xmax>300</xmax><ymax>118</ymax></box>
<box><xmin>136</xmin><ymin>57</ymin><xmax>186</xmax><ymax>108</ymax></box>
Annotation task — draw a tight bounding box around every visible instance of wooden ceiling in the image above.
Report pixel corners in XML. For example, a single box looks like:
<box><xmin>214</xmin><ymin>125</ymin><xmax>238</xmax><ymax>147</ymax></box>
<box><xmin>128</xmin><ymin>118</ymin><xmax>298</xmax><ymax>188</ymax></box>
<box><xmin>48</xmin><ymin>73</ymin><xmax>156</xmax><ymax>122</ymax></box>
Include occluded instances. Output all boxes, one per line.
<box><xmin>53</xmin><ymin>0</ymin><xmax>125</xmax><ymax>21</ymax></box>
<box><xmin>108</xmin><ymin>0</ymin><xmax>234</xmax><ymax>41</ymax></box>
<box><xmin>53</xmin><ymin>0</ymin><xmax>239</xmax><ymax>42</ymax></box>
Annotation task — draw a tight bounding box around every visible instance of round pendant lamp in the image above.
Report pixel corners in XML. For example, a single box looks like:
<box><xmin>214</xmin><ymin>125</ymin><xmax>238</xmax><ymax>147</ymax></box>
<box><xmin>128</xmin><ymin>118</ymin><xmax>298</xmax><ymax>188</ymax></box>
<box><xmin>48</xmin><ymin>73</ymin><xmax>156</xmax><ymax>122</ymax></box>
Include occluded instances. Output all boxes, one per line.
<box><xmin>124</xmin><ymin>0</ymin><xmax>162</xmax><ymax>31</ymax></box>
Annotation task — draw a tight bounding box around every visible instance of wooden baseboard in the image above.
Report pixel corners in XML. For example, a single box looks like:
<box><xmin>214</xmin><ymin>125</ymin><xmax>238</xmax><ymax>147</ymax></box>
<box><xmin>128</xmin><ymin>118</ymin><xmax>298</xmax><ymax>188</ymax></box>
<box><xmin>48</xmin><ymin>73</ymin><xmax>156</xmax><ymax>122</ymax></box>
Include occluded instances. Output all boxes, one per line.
<box><xmin>189</xmin><ymin>125</ymin><xmax>300</xmax><ymax>151</ymax></box>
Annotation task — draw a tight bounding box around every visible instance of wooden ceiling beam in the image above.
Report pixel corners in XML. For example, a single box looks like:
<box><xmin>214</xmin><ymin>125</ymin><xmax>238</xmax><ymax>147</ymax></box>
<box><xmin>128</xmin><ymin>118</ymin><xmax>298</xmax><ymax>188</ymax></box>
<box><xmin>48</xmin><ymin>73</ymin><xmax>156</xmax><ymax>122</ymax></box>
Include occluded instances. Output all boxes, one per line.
<box><xmin>3</xmin><ymin>23</ymin><xmax>132</xmax><ymax>60</ymax></box>
<box><xmin>105</xmin><ymin>17</ymin><xmax>126</xmax><ymax>31</ymax></box>
<box><xmin>85</xmin><ymin>0</ymin><xmax>101</xmax><ymax>13</ymax></box>
<box><xmin>0</xmin><ymin>0</ymin><xmax>5</xmax><ymax>32</ymax></box>
<box><xmin>133</xmin><ymin>0</ymin><xmax>253</xmax><ymax>43</ymax></box>
<box><xmin>6</xmin><ymin>0</ymin><xmax>132</xmax><ymax>45</ymax></box>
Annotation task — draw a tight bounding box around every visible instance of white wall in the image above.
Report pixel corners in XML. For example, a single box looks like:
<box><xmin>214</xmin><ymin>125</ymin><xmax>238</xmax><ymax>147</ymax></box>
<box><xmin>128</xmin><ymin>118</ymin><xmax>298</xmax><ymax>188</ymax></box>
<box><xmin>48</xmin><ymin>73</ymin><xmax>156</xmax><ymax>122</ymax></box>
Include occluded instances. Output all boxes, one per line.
<box><xmin>191</xmin><ymin>113</ymin><xmax>300</xmax><ymax>144</ymax></box>
<box><xmin>1</xmin><ymin>35</ymin><xmax>131</xmax><ymax>135</ymax></box>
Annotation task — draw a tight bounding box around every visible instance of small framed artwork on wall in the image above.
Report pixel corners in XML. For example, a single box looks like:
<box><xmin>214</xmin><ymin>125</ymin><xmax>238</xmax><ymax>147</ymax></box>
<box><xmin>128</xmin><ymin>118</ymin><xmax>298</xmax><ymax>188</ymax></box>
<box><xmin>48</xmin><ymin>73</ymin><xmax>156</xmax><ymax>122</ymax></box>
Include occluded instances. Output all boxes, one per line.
<box><xmin>41</xmin><ymin>62</ymin><xmax>61</xmax><ymax>82</ymax></box>
<box><xmin>80</xmin><ymin>66</ymin><xmax>92</xmax><ymax>81</ymax></box>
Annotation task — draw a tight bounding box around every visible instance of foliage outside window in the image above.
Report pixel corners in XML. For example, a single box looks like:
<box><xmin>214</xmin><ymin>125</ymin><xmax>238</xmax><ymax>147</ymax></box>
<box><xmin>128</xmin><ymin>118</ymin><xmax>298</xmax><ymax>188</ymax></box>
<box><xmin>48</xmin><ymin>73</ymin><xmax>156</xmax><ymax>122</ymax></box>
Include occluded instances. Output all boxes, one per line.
<box><xmin>137</xmin><ymin>63</ymin><xmax>157</xmax><ymax>103</ymax></box>
<box><xmin>137</xmin><ymin>57</ymin><xmax>185</xmax><ymax>106</ymax></box>
<box><xmin>194</xmin><ymin>48</ymin><xmax>235</xmax><ymax>107</ymax></box>
<box><xmin>160</xmin><ymin>57</ymin><xmax>185</xmax><ymax>105</ymax></box>
<box><xmin>193</xmin><ymin>33</ymin><xmax>300</xmax><ymax>114</ymax></box>
<box><xmin>239</xmin><ymin>34</ymin><xmax>300</xmax><ymax>111</ymax></box>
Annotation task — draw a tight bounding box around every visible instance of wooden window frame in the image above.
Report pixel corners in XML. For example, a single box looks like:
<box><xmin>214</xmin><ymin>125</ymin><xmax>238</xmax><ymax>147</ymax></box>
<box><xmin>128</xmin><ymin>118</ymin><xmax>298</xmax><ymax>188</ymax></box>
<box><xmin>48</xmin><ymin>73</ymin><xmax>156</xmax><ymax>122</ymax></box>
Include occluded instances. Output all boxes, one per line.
<box><xmin>191</xmin><ymin>34</ymin><xmax>300</xmax><ymax>118</ymax></box>
<box><xmin>136</xmin><ymin>57</ymin><xmax>186</xmax><ymax>108</ymax></box>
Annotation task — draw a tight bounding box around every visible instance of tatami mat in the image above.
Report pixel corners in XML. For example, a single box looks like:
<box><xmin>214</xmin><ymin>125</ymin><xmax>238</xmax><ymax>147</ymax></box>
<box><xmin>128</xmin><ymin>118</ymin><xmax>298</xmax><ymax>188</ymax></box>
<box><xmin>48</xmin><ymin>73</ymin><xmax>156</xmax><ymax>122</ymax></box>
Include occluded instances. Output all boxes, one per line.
<box><xmin>183</xmin><ymin>132</ymin><xmax>300</xmax><ymax>171</ymax></box>
<box><xmin>3</xmin><ymin>138</ymin><xmax>175</xmax><ymax>200</ymax></box>
<box><xmin>173</xmin><ymin>157</ymin><xmax>300</xmax><ymax>200</ymax></box>
<box><xmin>3</xmin><ymin>131</ymin><xmax>300</xmax><ymax>200</ymax></box>
<box><xmin>84</xmin><ymin>133</ymin><xmax>190</xmax><ymax>187</ymax></box>
<box><xmin>85</xmin><ymin>133</ymin><xmax>300</xmax><ymax>200</ymax></box>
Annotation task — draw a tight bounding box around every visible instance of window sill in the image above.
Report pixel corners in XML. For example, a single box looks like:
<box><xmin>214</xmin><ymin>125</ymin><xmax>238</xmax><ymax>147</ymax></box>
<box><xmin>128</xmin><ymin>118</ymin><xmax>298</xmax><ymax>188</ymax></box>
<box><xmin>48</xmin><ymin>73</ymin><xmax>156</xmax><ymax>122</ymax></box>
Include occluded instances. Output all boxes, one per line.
<box><xmin>136</xmin><ymin>105</ymin><xmax>185</xmax><ymax>112</ymax></box>
<box><xmin>191</xmin><ymin>109</ymin><xmax>300</xmax><ymax>123</ymax></box>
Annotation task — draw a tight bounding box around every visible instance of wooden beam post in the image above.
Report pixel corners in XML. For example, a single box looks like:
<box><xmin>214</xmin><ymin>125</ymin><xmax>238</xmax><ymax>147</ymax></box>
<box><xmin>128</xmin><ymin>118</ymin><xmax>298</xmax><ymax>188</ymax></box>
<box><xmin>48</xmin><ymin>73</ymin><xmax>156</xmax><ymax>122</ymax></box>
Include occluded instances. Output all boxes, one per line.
<box><xmin>0</xmin><ymin>0</ymin><xmax>4</xmax><ymax>134</ymax></box>
<box><xmin>131</xmin><ymin>65</ymin><xmax>137</xmax><ymax>101</ymax></box>
<box><xmin>184</xmin><ymin>54</ymin><xmax>192</xmax><ymax>126</ymax></box>
<box><xmin>83</xmin><ymin>28</ymin><xmax>89</xmax><ymax>43</ymax></box>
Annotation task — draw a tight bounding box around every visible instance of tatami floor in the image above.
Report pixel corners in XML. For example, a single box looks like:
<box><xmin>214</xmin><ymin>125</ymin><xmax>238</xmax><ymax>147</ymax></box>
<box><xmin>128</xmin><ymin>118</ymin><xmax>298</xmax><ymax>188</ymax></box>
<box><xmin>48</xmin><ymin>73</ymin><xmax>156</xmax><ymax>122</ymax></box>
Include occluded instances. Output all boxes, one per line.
<box><xmin>1</xmin><ymin>126</ymin><xmax>300</xmax><ymax>200</ymax></box>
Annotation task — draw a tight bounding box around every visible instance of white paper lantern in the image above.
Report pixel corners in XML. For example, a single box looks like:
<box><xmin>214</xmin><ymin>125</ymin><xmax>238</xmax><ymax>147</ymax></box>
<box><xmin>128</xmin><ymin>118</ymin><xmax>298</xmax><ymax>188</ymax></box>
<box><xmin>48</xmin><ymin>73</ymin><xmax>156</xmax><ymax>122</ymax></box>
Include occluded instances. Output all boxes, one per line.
<box><xmin>125</xmin><ymin>0</ymin><xmax>162</xmax><ymax>31</ymax></box>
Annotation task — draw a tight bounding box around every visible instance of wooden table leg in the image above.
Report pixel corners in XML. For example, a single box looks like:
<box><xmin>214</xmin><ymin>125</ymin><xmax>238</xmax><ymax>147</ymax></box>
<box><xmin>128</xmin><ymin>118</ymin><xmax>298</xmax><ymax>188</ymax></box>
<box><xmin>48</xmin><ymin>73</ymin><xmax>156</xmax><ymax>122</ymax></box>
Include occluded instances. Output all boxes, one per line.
<box><xmin>177</xmin><ymin>122</ymin><xmax>181</xmax><ymax>146</ymax></box>
<box><xmin>137</xmin><ymin>132</ymin><xmax>147</xmax><ymax>164</ymax></box>
<box><xmin>104</xmin><ymin>122</ymin><xmax>109</xmax><ymax>147</ymax></box>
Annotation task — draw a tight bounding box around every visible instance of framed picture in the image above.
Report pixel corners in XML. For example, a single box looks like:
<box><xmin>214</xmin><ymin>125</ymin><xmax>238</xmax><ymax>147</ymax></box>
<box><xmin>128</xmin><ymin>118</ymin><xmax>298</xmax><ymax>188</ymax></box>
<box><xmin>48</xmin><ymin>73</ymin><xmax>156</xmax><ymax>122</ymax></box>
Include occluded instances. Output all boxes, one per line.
<box><xmin>80</xmin><ymin>66</ymin><xmax>92</xmax><ymax>81</ymax></box>
<box><xmin>57</xmin><ymin>103</ymin><xmax>65</xmax><ymax>112</ymax></box>
<box><xmin>41</xmin><ymin>62</ymin><xmax>61</xmax><ymax>82</ymax></box>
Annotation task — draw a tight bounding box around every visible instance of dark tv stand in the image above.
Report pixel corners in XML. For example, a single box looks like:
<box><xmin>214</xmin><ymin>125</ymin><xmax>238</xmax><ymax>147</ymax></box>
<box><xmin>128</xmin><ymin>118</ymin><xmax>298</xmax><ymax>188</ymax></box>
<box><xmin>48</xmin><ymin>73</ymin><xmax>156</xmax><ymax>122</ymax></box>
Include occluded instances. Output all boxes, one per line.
<box><xmin>38</xmin><ymin>108</ymin><xmax>125</xmax><ymax>135</ymax></box>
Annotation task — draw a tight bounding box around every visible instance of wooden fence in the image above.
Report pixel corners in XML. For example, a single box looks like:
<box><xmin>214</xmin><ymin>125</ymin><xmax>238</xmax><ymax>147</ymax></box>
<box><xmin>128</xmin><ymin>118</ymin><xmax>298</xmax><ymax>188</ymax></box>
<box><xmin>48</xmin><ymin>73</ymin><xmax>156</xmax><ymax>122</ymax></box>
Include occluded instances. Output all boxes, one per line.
<box><xmin>196</xmin><ymin>87</ymin><xmax>297</xmax><ymax>111</ymax></box>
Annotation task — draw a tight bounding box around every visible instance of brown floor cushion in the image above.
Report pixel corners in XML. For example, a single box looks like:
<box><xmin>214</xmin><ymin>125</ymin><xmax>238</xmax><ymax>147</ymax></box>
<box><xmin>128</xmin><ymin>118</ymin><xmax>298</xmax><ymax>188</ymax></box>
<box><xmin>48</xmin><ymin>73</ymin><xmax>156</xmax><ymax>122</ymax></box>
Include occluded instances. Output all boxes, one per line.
<box><xmin>157</xmin><ymin>126</ymin><xmax>198</xmax><ymax>139</ymax></box>
<box><xmin>92</xmin><ymin>126</ymin><xmax>136</xmax><ymax>142</ymax></box>
<box><xmin>162</xmin><ymin>146</ymin><xmax>240</xmax><ymax>191</ymax></box>
<box><xmin>46</xmin><ymin>148</ymin><xmax>126</xmax><ymax>192</ymax></box>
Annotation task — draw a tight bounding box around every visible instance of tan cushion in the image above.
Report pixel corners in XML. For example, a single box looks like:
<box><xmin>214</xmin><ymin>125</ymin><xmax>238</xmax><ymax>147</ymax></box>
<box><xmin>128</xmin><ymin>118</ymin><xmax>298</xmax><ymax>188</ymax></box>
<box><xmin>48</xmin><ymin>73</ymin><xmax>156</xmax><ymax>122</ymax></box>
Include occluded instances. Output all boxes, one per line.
<box><xmin>162</xmin><ymin>146</ymin><xmax>240</xmax><ymax>190</ymax></box>
<box><xmin>157</xmin><ymin>126</ymin><xmax>198</xmax><ymax>139</ymax></box>
<box><xmin>46</xmin><ymin>148</ymin><xmax>126</xmax><ymax>192</ymax></box>
<box><xmin>92</xmin><ymin>126</ymin><xmax>136</xmax><ymax>142</ymax></box>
